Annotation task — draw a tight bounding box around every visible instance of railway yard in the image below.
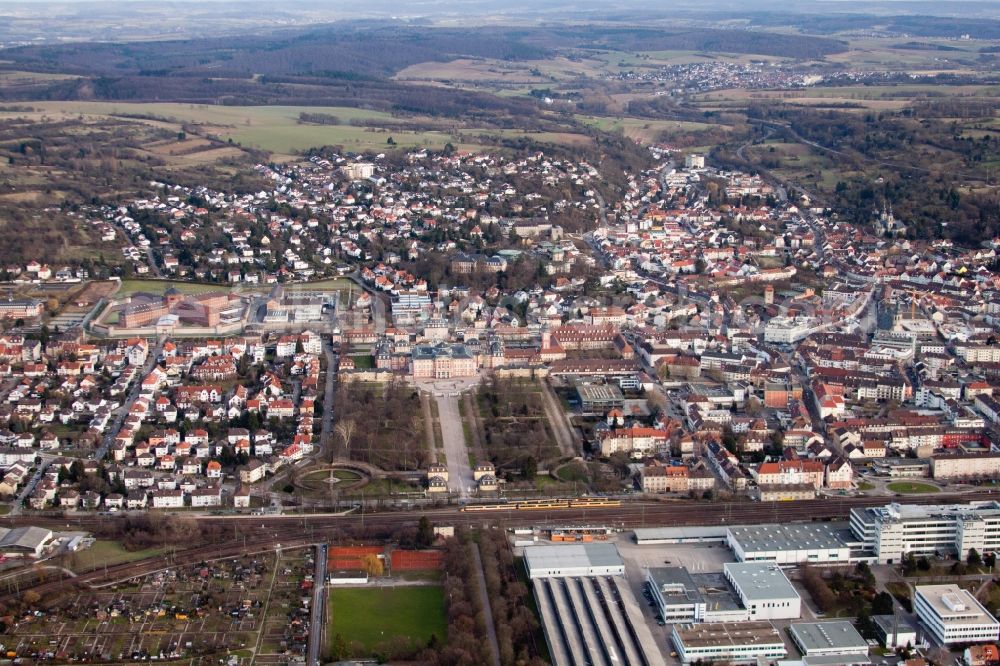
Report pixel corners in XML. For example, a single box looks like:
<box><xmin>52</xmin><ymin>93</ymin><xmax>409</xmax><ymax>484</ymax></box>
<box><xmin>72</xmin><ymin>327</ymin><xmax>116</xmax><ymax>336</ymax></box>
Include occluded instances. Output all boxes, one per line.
<box><xmin>1</xmin><ymin>489</ymin><xmax>995</xmax><ymax>608</ymax></box>
<box><xmin>0</xmin><ymin>491</ymin><xmax>998</xmax><ymax>664</ymax></box>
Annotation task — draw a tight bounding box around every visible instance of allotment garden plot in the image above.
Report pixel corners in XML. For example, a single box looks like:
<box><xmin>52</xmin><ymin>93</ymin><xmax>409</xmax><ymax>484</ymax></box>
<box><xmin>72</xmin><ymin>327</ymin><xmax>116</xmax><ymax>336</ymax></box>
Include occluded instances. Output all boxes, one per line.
<box><xmin>5</xmin><ymin>547</ymin><xmax>316</xmax><ymax>665</ymax></box>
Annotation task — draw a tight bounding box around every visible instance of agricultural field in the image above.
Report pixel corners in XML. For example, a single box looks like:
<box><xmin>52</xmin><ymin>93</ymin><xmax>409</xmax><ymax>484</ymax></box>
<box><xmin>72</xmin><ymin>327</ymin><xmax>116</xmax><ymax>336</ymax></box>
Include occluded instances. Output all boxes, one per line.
<box><xmin>825</xmin><ymin>38</ymin><xmax>987</xmax><ymax>73</ymax></box>
<box><xmin>6</xmin><ymin>547</ymin><xmax>317</xmax><ymax>665</ymax></box>
<box><xmin>395</xmin><ymin>55</ymin><xmax>617</xmax><ymax>86</ymax></box>
<box><xmin>575</xmin><ymin>114</ymin><xmax>728</xmax><ymax>144</ymax></box>
<box><xmin>0</xmin><ymin>102</ymin><xmax>481</xmax><ymax>156</ymax></box>
<box><xmin>327</xmin><ymin>586</ymin><xmax>446</xmax><ymax>655</ymax></box>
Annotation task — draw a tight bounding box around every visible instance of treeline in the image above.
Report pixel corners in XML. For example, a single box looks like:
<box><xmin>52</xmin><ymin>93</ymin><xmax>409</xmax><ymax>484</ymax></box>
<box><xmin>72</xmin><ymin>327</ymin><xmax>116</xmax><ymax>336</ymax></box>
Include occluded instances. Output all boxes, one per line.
<box><xmin>93</xmin><ymin>514</ymin><xmax>216</xmax><ymax>551</ymax></box>
<box><xmin>2</xmin><ymin>24</ymin><xmax>843</xmax><ymax>81</ymax></box>
<box><xmin>478</xmin><ymin>530</ymin><xmax>546</xmax><ymax>666</ymax></box>
<box><xmin>528</xmin><ymin>26</ymin><xmax>845</xmax><ymax>59</ymax></box>
<box><xmin>0</xmin><ymin>73</ymin><xmax>550</xmax><ymax>127</ymax></box>
<box><xmin>437</xmin><ymin>534</ymin><xmax>495</xmax><ymax>665</ymax></box>
<box><xmin>754</xmin><ymin>11</ymin><xmax>1000</xmax><ymax>40</ymax></box>
<box><xmin>297</xmin><ymin>112</ymin><xmax>342</xmax><ymax>126</ymax></box>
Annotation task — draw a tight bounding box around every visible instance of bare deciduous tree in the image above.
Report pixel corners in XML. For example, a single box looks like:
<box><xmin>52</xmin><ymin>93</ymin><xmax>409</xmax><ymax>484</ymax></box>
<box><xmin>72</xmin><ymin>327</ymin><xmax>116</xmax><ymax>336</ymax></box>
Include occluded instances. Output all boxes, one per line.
<box><xmin>333</xmin><ymin>418</ymin><xmax>356</xmax><ymax>462</ymax></box>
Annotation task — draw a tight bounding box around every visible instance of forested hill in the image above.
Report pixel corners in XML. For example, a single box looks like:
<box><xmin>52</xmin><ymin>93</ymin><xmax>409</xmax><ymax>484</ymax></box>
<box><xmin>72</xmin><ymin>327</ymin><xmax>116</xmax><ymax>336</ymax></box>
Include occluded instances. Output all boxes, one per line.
<box><xmin>3</xmin><ymin>25</ymin><xmax>551</xmax><ymax>80</ymax></box>
<box><xmin>0</xmin><ymin>22</ymin><xmax>845</xmax><ymax>88</ymax></box>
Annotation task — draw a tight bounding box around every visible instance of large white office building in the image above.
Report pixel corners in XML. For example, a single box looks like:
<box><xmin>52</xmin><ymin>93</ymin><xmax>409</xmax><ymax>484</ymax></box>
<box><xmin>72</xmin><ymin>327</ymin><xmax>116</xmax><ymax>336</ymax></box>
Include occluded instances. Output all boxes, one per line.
<box><xmin>914</xmin><ymin>585</ymin><xmax>1000</xmax><ymax>645</ymax></box>
<box><xmin>850</xmin><ymin>501</ymin><xmax>1000</xmax><ymax>564</ymax></box>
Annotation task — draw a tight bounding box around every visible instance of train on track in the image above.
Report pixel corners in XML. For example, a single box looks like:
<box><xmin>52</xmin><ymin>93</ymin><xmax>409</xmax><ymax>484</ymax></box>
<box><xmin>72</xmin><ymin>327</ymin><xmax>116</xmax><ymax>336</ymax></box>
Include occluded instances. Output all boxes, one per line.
<box><xmin>460</xmin><ymin>498</ymin><xmax>621</xmax><ymax>512</ymax></box>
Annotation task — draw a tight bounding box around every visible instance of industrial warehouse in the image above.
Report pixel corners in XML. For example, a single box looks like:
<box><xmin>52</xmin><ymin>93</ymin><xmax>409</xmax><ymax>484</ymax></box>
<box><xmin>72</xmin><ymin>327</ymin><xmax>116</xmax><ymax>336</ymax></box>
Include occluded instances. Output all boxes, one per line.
<box><xmin>521</xmin><ymin>500</ymin><xmax>1000</xmax><ymax>665</ymax></box>
<box><xmin>636</xmin><ymin>499</ymin><xmax>1000</xmax><ymax>565</ymax></box>
<box><xmin>525</xmin><ymin>544</ymin><xmax>660</xmax><ymax>665</ymax></box>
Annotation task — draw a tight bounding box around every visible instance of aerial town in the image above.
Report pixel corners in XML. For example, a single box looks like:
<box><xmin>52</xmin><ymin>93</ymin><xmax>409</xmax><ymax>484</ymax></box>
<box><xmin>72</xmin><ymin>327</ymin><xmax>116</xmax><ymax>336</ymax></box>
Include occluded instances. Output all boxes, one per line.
<box><xmin>5</xmin><ymin>2</ymin><xmax>1000</xmax><ymax>665</ymax></box>
<box><xmin>0</xmin><ymin>142</ymin><xmax>999</xmax><ymax>665</ymax></box>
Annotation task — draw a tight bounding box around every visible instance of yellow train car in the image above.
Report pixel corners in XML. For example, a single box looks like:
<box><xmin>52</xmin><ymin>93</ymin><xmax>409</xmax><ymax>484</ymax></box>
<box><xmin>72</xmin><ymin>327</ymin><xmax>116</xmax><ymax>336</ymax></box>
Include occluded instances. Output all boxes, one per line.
<box><xmin>570</xmin><ymin>498</ymin><xmax>621</xmax><ymax>508</ymax></box>
<box><xmin>515</xmin><ymin>499</ymin><xmax>572</xmax><ymax>510</ymax></box>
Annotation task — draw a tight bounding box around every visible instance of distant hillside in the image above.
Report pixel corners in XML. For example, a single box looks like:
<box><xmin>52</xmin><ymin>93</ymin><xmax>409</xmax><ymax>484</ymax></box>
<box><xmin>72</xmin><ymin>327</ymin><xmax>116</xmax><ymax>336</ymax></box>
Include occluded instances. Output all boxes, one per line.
<box><xmin>1</xmin><ymin>24</ymin><xmax>551</xmax><ymax>80</ymax></box>
<box><xmin>0</xmin><ymin>22</ymin><xmax>845</xmax><ymax>83</ymax></box>
<box><xmin>0</xmin><ymin>23</ymin><xmax>846</xmax><ymax>116</ymax></box>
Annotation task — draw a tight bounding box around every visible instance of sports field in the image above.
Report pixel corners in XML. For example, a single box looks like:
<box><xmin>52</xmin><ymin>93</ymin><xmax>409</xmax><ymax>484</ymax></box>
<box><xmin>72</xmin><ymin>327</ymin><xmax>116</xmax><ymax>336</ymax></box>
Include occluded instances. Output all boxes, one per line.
<box><xmin>327</xmin><ymin>585</ymin><xmax>446</xmax><ymax>652</ymax></box>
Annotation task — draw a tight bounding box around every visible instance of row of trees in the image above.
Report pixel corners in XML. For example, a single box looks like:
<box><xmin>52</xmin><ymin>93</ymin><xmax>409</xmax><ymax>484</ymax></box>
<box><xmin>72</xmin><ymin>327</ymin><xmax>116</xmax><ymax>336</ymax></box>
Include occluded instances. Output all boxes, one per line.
<box><xmin>434</xmin><ymin>533</ymin><xmax>496</xmax><ymax>666</ymax></box>
<box><xmin>478</xmin><ymin>530</ymin><xmax>547</xmax><ymax>666</ymax></box>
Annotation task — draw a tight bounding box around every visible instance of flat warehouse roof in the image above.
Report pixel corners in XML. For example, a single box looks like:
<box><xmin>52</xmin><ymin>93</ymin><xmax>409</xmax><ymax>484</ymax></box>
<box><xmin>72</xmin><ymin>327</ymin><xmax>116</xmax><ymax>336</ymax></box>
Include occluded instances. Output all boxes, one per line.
<box><xmin>725</xmin><ymin>562</ymin><xmax>800</xmax><ymax>601</ymax></box>
<box><xmin>673</xmin><ymin>621</ymin><xmax>783</xmax><ymax>648</ymax></box>
<box><xmin>872</xmin><ymin>614</ymin><xmax>917</xmax><ymax>636</ymax></box>
<box><xmin>728</xmin><ymin>522</ymin><xmax>850</xmax><ymax>552</ymax></box>
<box><xmin>0</xmin><ymin>526</ymin><xmax>52</xmax><ymax>551</ymax></box>
<box><xmin>524</xmin><ymin>543</ymin><xmax>624</xmax><ymax>574</ymax></box>
<box><xmin>790</xmin><ymin>621</ymin><xmax>868</xmax><ymax>654</ymax></box>
<box><xmin>634</xmin><ymin>526</ymin><xmax>728</xmax><ymax>543</ymax></box>
<box><xmin>533</xmin><ymin>576</ymin><xmax>662</xmax><ymax>665</ymax></box>
<box><xmin>648</xmin><ymin>567</ymin><xmax>743</xmax><ymax>611</ymax></box>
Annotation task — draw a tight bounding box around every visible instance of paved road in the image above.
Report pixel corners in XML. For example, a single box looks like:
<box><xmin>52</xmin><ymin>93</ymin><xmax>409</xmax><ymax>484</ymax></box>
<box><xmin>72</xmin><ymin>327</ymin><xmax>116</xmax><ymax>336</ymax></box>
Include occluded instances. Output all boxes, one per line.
<box><xmin>307</xmin><ymin>543</ymin><xmax>327</xmax><ymax>666</ymax></box>
<box><xmin>470</xmin><ymin>544</ymin><xmax>501</xmax><ymax>666</ymax></box>
<box><xmin>10</xmin><ymin>454</ymin><xmax>53</xmax><ymax>516</ymax></box>
<box><xmin>539</xmin><ymin>379</ymin><xmax>577</xmax><ymax>457</ymax></box>
<box><xmin>319</xmin><ymin>339</ymin><xmax>337</xmax><ymax>457</ymax></box>
<box><xmin>112</xmin><ymin>221</ymin><xmax>163</xmax><ymax>278</ymax></box>
<box><xmin>97</xmin><ymin>337</ymin><xmax>165</xmax><ymax>461</ymax></box>
<box><xmin>435</xmin><ymin>393</ymin><xmax>473</xmax><ymax>498</ymax></box>
<box><xmin>594</xmin><ymin>190</ymin><xmax>609</xmax><ymax>227</ymax></box>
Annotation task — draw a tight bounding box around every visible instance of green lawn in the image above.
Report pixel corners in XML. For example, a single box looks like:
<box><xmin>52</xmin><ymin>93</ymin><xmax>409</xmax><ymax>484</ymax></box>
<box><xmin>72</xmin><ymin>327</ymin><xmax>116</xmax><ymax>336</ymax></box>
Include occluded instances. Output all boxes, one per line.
<box><xmin>345</xmin><ymin>477</ymin><xmax>422</xmax><ymax>498</ymax></box>
<box><xmin>887</xmin><ymin>481</ymin><xmax>940</xmax><ymax>494</ymax></box>
<box><xmin>331</xmin><ymin>469</ymin><xmax>361</xmax><ymax>481</ymax></box>
<box><xmin>856</xmin><ymin>482</ymin><xmax>875</xmax><ymax>491</ymax></box>
<box><xmin>116</xmin><ymin>279</ymin><xmax>225</xmax><ymax>298</ymax></box>
<box><xmin>328</xmin><ymin>586</ymin><xmax>446</xmax><ymax>653</ymax></box>
<box><xmin>77</xmin><ymin>540</ymin><xmax>168</xmax><ymax>569</ymax></box>
<box><xmin>556</xmin><ymin>462</ymin><xmax>590</xmax><ymax>483</ymax></box>
<box><xmin>348</xmin><ymin>354</ymin><xmax>374</xmax><ymax>370</ymax></box>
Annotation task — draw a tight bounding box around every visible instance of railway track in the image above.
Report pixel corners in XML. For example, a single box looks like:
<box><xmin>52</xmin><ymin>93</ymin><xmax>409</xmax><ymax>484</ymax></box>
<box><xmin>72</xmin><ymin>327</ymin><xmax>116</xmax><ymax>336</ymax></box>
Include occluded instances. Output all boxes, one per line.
<box><xmin>3</xmin><ymin>490</ymin><xmax>996</xmax><ymax>602</ymax></box>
